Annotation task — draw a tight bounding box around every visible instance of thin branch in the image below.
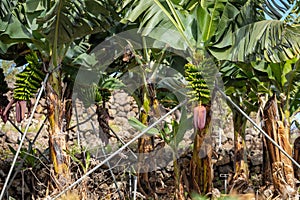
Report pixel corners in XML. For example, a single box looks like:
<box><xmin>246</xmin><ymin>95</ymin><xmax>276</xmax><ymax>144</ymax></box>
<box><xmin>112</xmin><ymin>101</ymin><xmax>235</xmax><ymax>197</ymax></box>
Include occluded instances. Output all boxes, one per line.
<box><xmin>106</xmin><ymin>121</ymin><xmax>138</xmax><ymax>159</ymax></box>
<box><xmin>74</xmin><ymin>101</ymin><xmax>82</xmax><ymax>147</ymax></box>
<box><xmin>31</xmin><ymin>116</ymin><xmax>48</xmax><ymax>145</ymax></box>
<box><xmin>66</xmin><ymin>113</ymin><xmax>97</xmax><ymax>131</ymax></box>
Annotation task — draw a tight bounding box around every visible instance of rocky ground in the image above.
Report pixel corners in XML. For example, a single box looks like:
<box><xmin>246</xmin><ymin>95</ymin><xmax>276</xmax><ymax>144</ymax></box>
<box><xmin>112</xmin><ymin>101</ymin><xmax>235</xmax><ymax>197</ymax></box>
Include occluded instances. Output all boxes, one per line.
<box><xmin>0</xmin><ymin>90</ymin><xmax>266</xmax><ymax>199</ymax></box>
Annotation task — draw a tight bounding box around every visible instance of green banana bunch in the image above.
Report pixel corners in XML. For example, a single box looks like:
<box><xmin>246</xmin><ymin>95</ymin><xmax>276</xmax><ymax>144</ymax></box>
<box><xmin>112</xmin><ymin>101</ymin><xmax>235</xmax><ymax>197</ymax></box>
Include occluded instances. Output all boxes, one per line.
<box><xmin>184</xmin><ymin>63</ymin><xmax>210</xmax><ymax>105</ymax></box>
<box><xmin>78</xmin><ymin>83</ymin><xmax>103</xmax><ymax>108</ymax></box>
<box><xmin>14</xmin><ymin>52</ymin><xmax>45</xmax><ymax>101</ymax></box>
<box><xmin>77</xmin><ymin>74</ymin><xmax>124</xmax><ymax>108</ymax></box>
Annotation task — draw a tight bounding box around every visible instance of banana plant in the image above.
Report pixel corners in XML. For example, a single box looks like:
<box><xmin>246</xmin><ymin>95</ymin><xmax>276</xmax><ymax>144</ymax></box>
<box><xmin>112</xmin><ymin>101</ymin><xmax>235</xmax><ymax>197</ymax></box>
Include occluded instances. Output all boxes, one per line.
<box><xmin>213</xmin><ymin>0</ymin><xmax>300</xmax><ymax>196</ymax></box>
<box><xmin>220</xmin><ymin>61</ymin><xmax>264</xmax><ymax>192</ymax></box>
<box><xmin>77</xmin><ymin>73</ymin><xmax>124</xmax><ymax>145</ymax></box>
<box><xmin>222</xmin><ymin>58</ymin><xmax>300</xmax><ymax>196</ymax></box>
<box><xmin>125</xmin><ymin>0</ymin><xmax>300</xmax><ymax>196</ymax></box>
<box><xmin>125</xmin><ymin>0</ymin><xmax>233</xmax><ymax>195</ymax></box>
<box><xmin>0</xmin><ymin>0</ymin><xmax>121</xmax><ymax>191</ymax></box>
<box><xmin>185</xmin><ymin>62</ymin><xmax>216</xmax><ymax>195</ymax></box>
<box><xmin>119</xmin><ymin>42</ymin><xmax>173</xmax><ymax>198</ymax></box>
<box><xmin>128</xmin><ymin>63</ymin><xmax>189</xmax><ymax>198</ymax></box>
<box><xmin>251</xmin><ymin>59</ymin><xmax>300</xmax><ymax>197</ymax></box>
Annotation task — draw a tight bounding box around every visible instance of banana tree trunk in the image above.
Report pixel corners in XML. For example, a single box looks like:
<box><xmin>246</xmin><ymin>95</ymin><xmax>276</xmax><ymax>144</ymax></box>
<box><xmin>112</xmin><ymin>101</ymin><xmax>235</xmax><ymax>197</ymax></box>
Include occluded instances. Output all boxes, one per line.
<box><xmin>136</xmin><ymin>88</ymin><xmax>157</xmax><ymax>197</ymax></box>
<box><xmin>47</xmin><ymin>70</ymin><xmax>71</xmax><ymax>188</ymax></box>
<box><xmin>262</xmin><ymin>95</ymin><xmax>296</xmax><ymax>198</ymax></box>
<box><xmin>190</xmin><ymin>105</ymin><xmax>213</xmax><ymax>195</ymax></box>
<box><xmin>230</xmin><ymin>112</ymin><xmax>249</xmax><ymax>193</ymax></box>
<box><xmin>173</xmin><ymin>149</ymin><xmax>185</xmax><ymax>200</ymax></box>
<box><xmin>137</xmin><ymin>109</ymin><xmax>155</xmax><ymax>196</ymax></box>
<box><xmin>262</xmin><ymin>128</ymin><xmax>273</xmax><ymax>185</ymax></box>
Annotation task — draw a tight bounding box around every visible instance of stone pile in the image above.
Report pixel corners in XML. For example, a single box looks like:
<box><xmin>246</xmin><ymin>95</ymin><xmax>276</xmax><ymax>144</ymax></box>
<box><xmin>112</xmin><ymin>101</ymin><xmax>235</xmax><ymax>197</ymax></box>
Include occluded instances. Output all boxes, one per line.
<box><xmin>107</xmin><ymin>90</ymin><xmax>139</xmax><ymax>140</ymax></box>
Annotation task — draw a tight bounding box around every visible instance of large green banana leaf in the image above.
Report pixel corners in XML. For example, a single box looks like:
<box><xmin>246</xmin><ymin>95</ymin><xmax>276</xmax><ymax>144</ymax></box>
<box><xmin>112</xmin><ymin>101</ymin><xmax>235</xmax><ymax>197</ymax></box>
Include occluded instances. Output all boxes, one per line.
<box><xmin>125</xmin><ymin>0</ymin><xmax>299</xmax><ymax>63</ymax></box>
<box><xmin>0</xmin><ymin>0</ymin><xmax>118</xmax><ymax>62</ymax></box>
<box><xmin>209</xmin><ymin>20</ymin><xmax>300</xmax><ymax>63</ymax></box>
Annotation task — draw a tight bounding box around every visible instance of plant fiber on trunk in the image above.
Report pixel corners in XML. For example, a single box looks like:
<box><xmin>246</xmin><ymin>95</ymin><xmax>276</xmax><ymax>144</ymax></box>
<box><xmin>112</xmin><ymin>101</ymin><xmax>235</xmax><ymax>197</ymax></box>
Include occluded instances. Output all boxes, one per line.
<box><xmin>263</xmin><ymin>95</ymin><xmax>296</xmax><ymax>198</ymax></box>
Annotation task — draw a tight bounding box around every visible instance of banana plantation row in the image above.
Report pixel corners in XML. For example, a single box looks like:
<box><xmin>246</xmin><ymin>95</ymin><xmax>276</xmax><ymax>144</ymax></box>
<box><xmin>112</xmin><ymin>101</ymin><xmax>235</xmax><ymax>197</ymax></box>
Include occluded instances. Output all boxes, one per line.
<box><xmin>0</xmin><ymin>0</ymin><xmax>300</xmax><ymax>199</ymax></box>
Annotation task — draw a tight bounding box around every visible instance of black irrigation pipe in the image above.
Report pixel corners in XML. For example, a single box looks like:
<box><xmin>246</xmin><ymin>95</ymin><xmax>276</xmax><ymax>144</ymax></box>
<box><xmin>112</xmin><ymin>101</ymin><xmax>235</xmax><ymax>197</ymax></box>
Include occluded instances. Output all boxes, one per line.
<box><xmin>216</xmin><ymin>87</ymin><xmax>300</xmax><ymax>169</ymax></box>
<box><xmin>8</xmin><ymin>117</ymin><xmax>49</xmax><ymax>163</ymax></box>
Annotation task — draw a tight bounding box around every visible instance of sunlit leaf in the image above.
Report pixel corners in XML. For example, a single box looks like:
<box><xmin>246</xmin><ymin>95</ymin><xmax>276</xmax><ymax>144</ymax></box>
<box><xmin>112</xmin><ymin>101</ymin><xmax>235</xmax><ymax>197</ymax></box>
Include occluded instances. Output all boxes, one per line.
<box><xmin>128</xmin><ymin>117</ymin><xmax>160</xmax><ymax>135</ymax></box>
